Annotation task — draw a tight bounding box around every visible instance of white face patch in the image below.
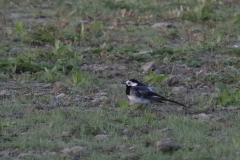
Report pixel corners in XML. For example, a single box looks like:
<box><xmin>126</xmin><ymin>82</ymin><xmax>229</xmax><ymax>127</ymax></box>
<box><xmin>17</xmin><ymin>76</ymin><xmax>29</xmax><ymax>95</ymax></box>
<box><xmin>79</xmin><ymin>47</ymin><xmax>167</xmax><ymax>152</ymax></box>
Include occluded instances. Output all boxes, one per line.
<box><xmin>125</xmin><ymin>80</ymin><xmax>137</xmax><ymax>86</ymax></box>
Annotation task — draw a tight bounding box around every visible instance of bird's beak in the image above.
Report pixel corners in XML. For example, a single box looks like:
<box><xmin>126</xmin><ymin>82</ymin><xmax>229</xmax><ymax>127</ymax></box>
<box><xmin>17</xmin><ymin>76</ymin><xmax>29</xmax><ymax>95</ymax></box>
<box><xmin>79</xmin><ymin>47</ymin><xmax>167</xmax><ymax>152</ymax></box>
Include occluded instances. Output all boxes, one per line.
<box><xmin>122</xmin><ymin>80</ymin><xmax>126</xmax><ymax>84</ymax></box>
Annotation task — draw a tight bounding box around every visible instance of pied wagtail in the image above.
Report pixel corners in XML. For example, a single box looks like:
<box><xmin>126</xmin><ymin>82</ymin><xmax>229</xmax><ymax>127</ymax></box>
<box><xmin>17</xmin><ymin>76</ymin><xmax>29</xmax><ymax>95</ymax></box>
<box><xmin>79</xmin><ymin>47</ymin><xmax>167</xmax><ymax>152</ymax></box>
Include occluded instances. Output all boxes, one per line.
<box><xmin>124</xmin><ymin>79</ymin><xmax>186</xmax><ymax>107</ymax></box>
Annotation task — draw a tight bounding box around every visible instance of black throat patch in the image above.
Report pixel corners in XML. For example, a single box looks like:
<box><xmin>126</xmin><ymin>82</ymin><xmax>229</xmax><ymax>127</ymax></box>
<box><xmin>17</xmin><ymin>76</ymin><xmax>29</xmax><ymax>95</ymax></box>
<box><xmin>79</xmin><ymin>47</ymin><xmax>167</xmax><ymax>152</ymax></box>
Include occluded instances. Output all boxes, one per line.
<box><xmin>126</xmin><ymin>85</ymin><xmax>131</xmax><ymax>95</ymax></box>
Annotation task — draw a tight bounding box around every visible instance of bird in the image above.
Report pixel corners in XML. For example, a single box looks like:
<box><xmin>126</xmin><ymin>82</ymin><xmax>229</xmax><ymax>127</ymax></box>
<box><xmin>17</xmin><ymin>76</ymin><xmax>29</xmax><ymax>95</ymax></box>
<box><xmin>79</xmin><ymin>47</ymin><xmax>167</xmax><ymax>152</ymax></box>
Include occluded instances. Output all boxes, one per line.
<box><xmin>125</xmin><ymin>79</ymin><xmax>157</xmax><ymax>92</ymax></box>
<box><xmin>124</xmin><ymin>79</ymin><xmax>186</xmax><ymax>107</ymax></box>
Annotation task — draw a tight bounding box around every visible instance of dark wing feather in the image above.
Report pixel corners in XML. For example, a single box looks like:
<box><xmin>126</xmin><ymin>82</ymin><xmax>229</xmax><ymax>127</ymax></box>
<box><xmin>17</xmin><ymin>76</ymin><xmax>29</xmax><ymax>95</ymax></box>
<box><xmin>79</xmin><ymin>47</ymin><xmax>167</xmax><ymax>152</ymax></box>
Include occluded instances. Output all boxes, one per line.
<box><xmin>131</xmin><ymin>86</ymin><xmax>186</xmax><ymax>107</ymax></box>
<box><xmin>130</xmin><ymin>86</ymin><xmax>165</xmax><ymax>101</ymax></box>
<box><xmin>134</xmin><ymin>86</ymin><xmax>165</xmax><ymax>99</ymax></box>
<box><xmin>130</xmin><ymin>86</ymin><xmax>144</xmax><ymax>97</ymax></box>
<box><xmin>136</xmin><ymin>82</ymin><xmax>157</xmax><ymax>93</ymax></box>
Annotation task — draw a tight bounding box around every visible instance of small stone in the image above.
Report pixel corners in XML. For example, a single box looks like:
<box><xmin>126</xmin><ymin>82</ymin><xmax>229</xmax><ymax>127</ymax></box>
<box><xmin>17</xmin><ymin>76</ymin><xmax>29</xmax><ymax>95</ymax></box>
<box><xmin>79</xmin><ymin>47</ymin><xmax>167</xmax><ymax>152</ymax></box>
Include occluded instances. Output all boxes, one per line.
<box><xmin>94</xmin><ymin>134</ymin><xmax>109</xmax><ymax>140</ymax></box>
<box><xmin>194</xmin><ymin>144</ymin><xmax>201</xmax><ymax>150</ymax></box>
<box><xmin>0</xmin><ymin>90</ymin><xmax>11</xmax><ymax>96</ymax></box>
<box><xmin>78</xmin><ymin>20</ymin><xmax>90</xmax><ymax>24</ymax></box>
<box><xmin>61</xmin><ymin>131</ymin><xmax>69</xmax><ymax>137</ymax></box>
<box><xmin>134</xmin><ymin>50</ymin><xmax>152</xmax><ymax>55</ymax></box>
<box><xmin>140</xmin><ymin>127</ymin><xmax>149</xmax><ymax>134</ymax></box>
<box><xmin>64</xmin><ymin>2</ymin><xmax>73</xmax><ymax>8</ymax></box>
<box><xmin>156</xmin><ymin>138</ymin><xmax>181</xmax><ymax>153</ymax></box>
<box><xmin>43</xmin><ymin>83</ymin><xmax>52</xmax><ymax>88</ymax></box>
<box><xmin>94</xmin><ymin>66</ymin><xmax>109</xmax><ymax>72</ymax></box>
<box><xmin>60</xmin><ymin>146</ymin><xmax>88</xmax><ymax>156</ymax></box>
<box><xmin>52</xmin><ymin>82</ymin><xmax>68</xmax><ymax>93</ymax></box>
<box><xmin>63</xmin><ymin>101</ymin><xmax>71</xmax><ymax>106</ymax></box>
<box><xmin>96</xmin><ymin>92</ymin><xmax>108</xmax><ymax>96</ymax></box>
<box><xmin>227</xmin><ymin>106</ymin><xmax>240</xmax><ymax>111</ymax></box>
<box><xmin>116</xmin><ymin>145</ymin><xmax>127</xmax><ymax>150</ymax></box>
<box><xmin>121</xmin><ymin>154</ymin><xmax>140</xmax><ymax>160</ymax></box>
<box><xmin>215</xmin><ymin>87</ymin><xmax>220</xmax><ymax>92</ymax></box>
<box><xmin>233</xmin><ymin>44</ymin><xmax>239</xmax><ymax>48</ymax></box>
<box><xmin>91</xmin><ymin>98</ymin><xmax>101</xmax><ymax>103</ymax></box>
<box><xmin>71</xmin><ymin>146</ymin><xmax>88</xmax><ymax>155</ymax></box>
<box><xmin>172</xmin><ymin>86</ymin><xmax>187</xmax><ymax>93</ymax></box>
<box><xmin>203</xmin><ymin>106</ymin><xmax>210</xmax><ymax>110</ymax></box>
<box><xmin>49</xmin><ymin>122</ymin><xmax>54</xmax><ymax>127</ymax></box>
<box><xmin>100</xmin><ymin>96</ymin><xmax>109</xmax><ymax>101</ymax></box>
<box><xmin>141</xmin><ymin>61</ymin><xmax>155</xmax><ymax>73</ymax></box>
<box><xmin>191</xmin><ymin>113</ymin><xmax>216</xmax><ymax>120</ymax></box>
<box><xmin>201</xmin><ymin>92</ymin><xmax>208</xmax><ymax>96</ymax></box>
<box><xmin>122</xmin><ymin>128</ymin><xmax>134</xmax><ymax>137</ymax></box>
<box><xmin>56</xmin><ymin>93</ymin><xmax>67</xmax><ymax>98</ymax></box>
<box><xmin>34</xmin><ymin>92</ymin><xmax>44</xmax><ymax>96</ymax></box>
<box><xmin>158</xmin><ymin>128</ymin><xmax>173</xmax><ymax>135</ymax></box>
<box><xmin>127</xmin><ymin>21</ymin><xmax>135</xmax><ymax>25</ymax></box>
<box><xmin>42</xmin><ymin>152</ymin><xmax>56</xmax><ymax>155</ymax></box>
<box><xmin>8</xmin><ymin>149</ymin><xmax>21</xmax><ymax>157</ymax></box>
<box><xmin>92</xmin><ymin>95</ymin><xmax>109</xmax><ymax>103</ymax></box>
<box><xmin>199</xmin><ymin>106</ymin><xmax>211</xmax><ymax>113</ymax></box>
<box><xmin>49</xmin><ymin>97</ymin><xmax>59</xmax><ymax>107</ymax></box>
<box><xmin>21</xmin><ymin>132</ymin><xmax>28</xmax><ymax>136</ymax></box>
<box><xmin>202</xmin><ymin>85</ymin><xmax>209</xmax><ymax>90</ymax></box>
<box><xmin>128</xmin><ymin>145</ymin><xmax>137</xmax><ymax>150</ymax></box>
<box><xmin>151</xmin><ymin>22</ymin><xmax>176</xmax><ymax>29</ymax></box>
<box><xmin>18</xmin><ymin>152</ymin><xmax>36</xmax><ymax>158</ymax></box>
<box><xmin>177</xmin><ymin>106</ymin><xmax>184</xmax><ymax>111</ymax></box>
<box><xmin>123</xmin><ymin>129</ymin><xmax>130</xmax><ymax>134</ymax></box>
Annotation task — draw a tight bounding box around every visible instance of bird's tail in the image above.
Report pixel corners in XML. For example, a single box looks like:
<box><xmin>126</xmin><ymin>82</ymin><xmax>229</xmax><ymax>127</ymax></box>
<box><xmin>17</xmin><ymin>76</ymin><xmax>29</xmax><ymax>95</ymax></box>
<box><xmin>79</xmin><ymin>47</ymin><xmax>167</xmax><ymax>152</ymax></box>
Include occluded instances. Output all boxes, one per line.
<box><xmin>160</xmin><ymin>98</ymin><xmax>187</xmax><ymax>107</ymax></box>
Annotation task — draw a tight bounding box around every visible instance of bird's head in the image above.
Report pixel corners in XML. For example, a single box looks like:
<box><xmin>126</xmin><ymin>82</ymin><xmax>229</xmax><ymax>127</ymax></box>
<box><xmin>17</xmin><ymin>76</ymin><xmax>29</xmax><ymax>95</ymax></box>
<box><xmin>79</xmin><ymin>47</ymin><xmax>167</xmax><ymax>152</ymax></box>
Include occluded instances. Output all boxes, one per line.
<box><xmin>125</xmin><ymin>79</ymin><xmax>139</xmax><ymax>86</ymax></box>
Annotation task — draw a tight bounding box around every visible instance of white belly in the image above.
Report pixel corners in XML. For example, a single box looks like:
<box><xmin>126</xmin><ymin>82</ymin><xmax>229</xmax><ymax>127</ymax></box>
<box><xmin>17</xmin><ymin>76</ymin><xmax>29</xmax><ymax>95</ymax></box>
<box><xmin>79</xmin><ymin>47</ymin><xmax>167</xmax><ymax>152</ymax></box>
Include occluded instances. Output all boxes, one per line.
<box><xmin>127</xmin><ymin>95</ymin><xmax>150</xmax><ymax>104</ymax></box>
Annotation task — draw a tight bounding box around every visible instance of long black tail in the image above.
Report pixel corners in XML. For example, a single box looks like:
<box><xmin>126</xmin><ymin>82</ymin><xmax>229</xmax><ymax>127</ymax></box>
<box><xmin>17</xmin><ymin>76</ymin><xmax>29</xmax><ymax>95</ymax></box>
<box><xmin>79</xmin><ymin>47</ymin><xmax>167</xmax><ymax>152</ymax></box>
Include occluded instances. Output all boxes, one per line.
<box><xmin>160</xmin><ymin>98</ymin><xmax>187</xmax><ymax>107</ymax></box>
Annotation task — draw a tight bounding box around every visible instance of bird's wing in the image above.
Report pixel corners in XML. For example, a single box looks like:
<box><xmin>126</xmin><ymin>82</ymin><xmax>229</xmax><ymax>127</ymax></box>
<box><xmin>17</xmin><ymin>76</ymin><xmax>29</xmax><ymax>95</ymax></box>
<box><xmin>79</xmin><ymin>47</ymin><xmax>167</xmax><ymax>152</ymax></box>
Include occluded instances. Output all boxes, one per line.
<box><xmin>137</xmin><ymin>82</ymin><xmax>157</xmax><ymax>93</ymax></box>
<box><xmin>131</xmin><ymin>86</ymin><xmax>165</xmax><ymax>100</ymax></box>
<box><xmin>148</xmin><ymin>86</ymin><xmax>157</xmax><ymax>93</ymax></box>
<box><xmin>131</xmin><ymin>86</ymin><xmax>187</xmax><ymax>107</ymax></box>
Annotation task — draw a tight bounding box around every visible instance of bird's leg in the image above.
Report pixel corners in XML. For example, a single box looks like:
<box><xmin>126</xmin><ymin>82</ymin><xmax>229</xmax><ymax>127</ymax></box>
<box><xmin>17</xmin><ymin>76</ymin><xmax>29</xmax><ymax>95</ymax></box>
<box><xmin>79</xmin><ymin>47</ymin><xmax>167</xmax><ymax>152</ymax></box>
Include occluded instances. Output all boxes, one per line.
<box><xmin>137</xmin><ymin>104</ymin><xmax>149</xmax><ymax>110</ymax></box>
<box><xmin>137</xmin><ymin>105</ymin><xmax>144</xmax><ymax>109</ymax></box>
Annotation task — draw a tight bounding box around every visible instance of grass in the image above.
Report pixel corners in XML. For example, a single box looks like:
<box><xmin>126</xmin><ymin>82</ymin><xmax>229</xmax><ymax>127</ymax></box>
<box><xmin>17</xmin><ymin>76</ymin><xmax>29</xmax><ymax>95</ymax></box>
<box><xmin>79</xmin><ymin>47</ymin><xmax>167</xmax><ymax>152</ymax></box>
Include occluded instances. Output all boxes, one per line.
<box><xmin>1</xmin><ymin>0</ymin><xmax>240</xmax><ymax>159</ymax></box>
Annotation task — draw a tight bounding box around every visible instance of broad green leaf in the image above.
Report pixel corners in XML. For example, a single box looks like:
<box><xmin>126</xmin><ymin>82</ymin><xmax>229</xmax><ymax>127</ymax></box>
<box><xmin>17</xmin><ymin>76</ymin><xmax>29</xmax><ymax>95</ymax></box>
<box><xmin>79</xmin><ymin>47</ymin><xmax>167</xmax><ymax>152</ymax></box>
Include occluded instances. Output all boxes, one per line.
<box><xmin>65</xmin><ymin>79</ymin><xmax>73</xmax><ymax>86</ymax></box>
<box><xmin>144</xmin><ymin>72</ymin><xmax>169</xmax><ymax>84</ymax></box>
<box><xmin>15</xmin><ymin>22</ymin><xmax>25</xmax><ymax>37</ymax></box>
<box><xmin>81</xmin><ymin>22</ymin><xmax>85</xmax><ymax>36</ymax></box>
<box><xmin>57</xmin><ymin>45</ymin><xmax>68</xmax><ymax>55</ymax></box>
<box><xmin>143</xmin><ymin>72</ymin><xmax>155</xmax><ymax>82</ymax></box>
<box><xmin>15</xmin><ymin>22</ymin><xmax>23</xmax><ymax>31</ymax></box>
<box><xmin>44</xmin><ymin>67</ymin><xmax>48</xmax><ymax>73</ymax></box>
<box><xmin>77</xmin><ymin>55</ymin><xmax>83</xmax><ymax>61</ymax></box>
<box><xmin>57</xmin><ymin>43</ymin><xmax>72</xmax><ymax>55</ymax></box>
<box><xmin>236</xmin><ymin>90</ymin><xmax>240</xmax><ymax>99</ymax></box>
<box><xmin>6</xmin><ymin>27</ymin><xmax>12</xmax><ymax>35</ymax></box>
<box><xmin>72</xmin><ymin>73</ymin><xmax>77</xmax><ymax>84</ymax></box>
<box><xmin>155</xmin><ymin>74</ymin><xmax>169</xmax><ymax>84</ymax></box>
<box><xmin>118</xmin><ymin>101</ymin><xmax>128</xmax><ymax>109</ymax></box>
<box><xmin>55</xmin><ymin>39</ymin><xmax>60</xmax><ymax>50</ymax></box>
<box><xmin>216</xmin><ymin>33</ymin><xmax>222</xmax><ymax>43</ymax></box>
<box><xmin>221</xmin><ymin>92</ymin><xmax>232</xmax><ymax>105</ymax></box>
<box><xmin>215</xmin><ymin>82</ymin><xmax>228</xmax><ymax>92</ymax></box>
